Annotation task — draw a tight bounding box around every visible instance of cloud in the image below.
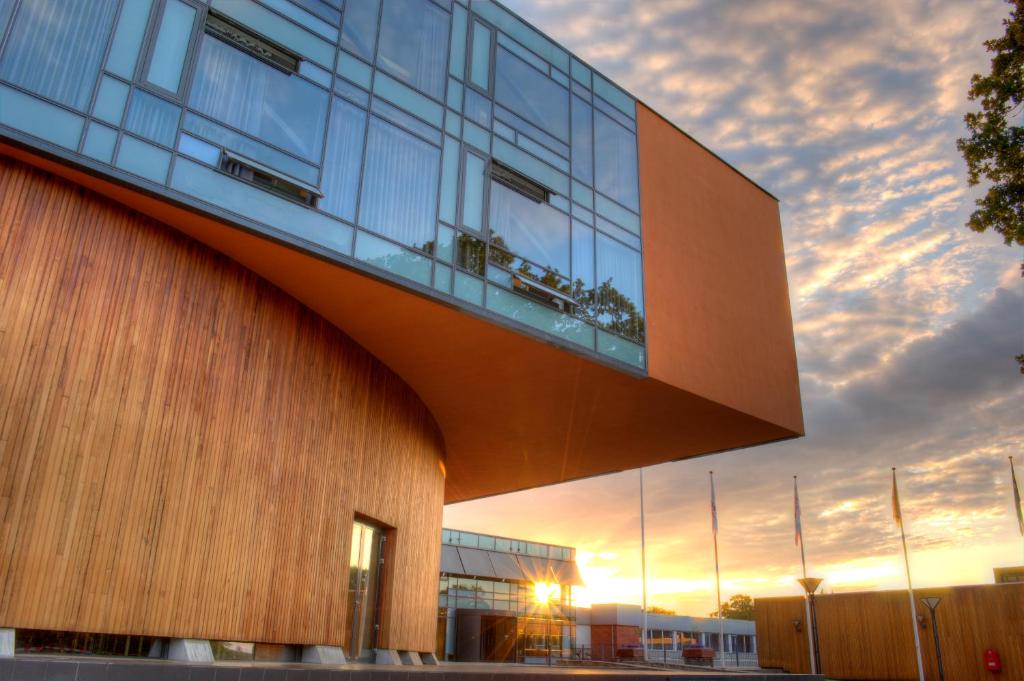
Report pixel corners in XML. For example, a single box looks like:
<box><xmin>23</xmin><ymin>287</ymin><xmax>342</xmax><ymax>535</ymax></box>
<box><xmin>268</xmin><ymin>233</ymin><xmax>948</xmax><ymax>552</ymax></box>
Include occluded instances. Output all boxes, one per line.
<box><xmin>447</xmin><ymin>0</ymin><xmax>1024</xmax><ymax>612</ymax></box>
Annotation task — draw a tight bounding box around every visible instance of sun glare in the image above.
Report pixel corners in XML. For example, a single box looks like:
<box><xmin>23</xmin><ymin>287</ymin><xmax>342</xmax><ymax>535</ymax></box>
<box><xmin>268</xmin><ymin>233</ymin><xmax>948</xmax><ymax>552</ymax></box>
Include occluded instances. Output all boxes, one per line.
<box><xmin>533</xmin><ymin>581</ymin><xmax>561</xmax><ymax>604</ymax></box>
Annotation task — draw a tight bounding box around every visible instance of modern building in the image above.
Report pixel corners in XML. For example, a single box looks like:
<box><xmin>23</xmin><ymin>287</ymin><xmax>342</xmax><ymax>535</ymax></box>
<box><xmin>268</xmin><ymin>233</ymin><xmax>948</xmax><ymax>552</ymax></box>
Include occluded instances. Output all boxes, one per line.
<box><xmin>0</xmin><ymin>0</ymin><xmax>802</xmax><ymax>665</ymax></box>
<box><xmin>755</xmin><ymin>583</ymin><xmax>1023</xmax><ymax>680</ymax></box>
<box><xmin>437</xmin><ymin>529</ymin><xmax>582</xmax><ymax>663</ymax></box>
<box><xmin>584</xmin><ymin>604</ymin><xmax>756</xmax><ymax>665</ymax></box>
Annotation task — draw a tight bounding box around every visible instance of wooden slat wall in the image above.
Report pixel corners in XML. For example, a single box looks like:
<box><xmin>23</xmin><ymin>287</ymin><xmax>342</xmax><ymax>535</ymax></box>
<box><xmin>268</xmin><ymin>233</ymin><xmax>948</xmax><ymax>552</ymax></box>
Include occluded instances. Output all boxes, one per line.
<box><xmin>756</xmin><ymin>584</ymin><xmax>1024</xmax><ymax>680</ymax></box>
<box><xmin>754</xmin><ymin>597</ymin><xmax>810</xmax><ymax>673</ymax></box>
<box><xmin>0</xmin><ymin>157</ymin><xmax>445</xmax><ymax>652</ymax></box>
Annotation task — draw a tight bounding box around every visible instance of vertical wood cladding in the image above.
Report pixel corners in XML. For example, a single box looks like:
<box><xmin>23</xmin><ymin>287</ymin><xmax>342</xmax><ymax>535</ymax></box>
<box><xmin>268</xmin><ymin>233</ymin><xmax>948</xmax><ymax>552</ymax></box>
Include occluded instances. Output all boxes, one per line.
<box><xmin>756</xmin><ymin>584</ymin><xmax>1024</xmax><ymax>680</ymax></box>
<box><xmin>0</xmin><ymin>157</ymin><xmax>445</xmax><ymax>651</ymax></box>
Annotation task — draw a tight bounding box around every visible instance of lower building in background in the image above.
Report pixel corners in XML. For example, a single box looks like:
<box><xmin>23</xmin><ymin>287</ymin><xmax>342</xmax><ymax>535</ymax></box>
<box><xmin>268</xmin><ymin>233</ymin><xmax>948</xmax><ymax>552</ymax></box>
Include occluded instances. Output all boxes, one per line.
<box><xmin>584</xmin><ymin>603</ymin><xmax>756</xmax><ymax>666</ymax></box>
<box><xmin>755</xmin><ymin>582</ymin><xmax>1023</xmax><ymax>680</ymax></box>
<box><xmin>436</xmin><ymin>529</ymin><xmax>583</xmax><ymax>663</ymax></box>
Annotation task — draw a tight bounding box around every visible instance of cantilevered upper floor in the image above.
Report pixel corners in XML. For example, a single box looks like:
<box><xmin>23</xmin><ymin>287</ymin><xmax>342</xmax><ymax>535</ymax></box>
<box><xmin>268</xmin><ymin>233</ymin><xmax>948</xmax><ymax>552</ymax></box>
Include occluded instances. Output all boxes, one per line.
<box><xmin>0</xmin><ymin>0</ymin><xmax>803</xmax><ymax>501</ymax></box>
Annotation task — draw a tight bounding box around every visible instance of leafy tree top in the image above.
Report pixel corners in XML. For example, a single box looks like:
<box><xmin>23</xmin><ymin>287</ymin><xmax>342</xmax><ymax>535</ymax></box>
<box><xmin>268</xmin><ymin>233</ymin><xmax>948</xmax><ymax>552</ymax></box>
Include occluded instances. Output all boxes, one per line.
<box><xmin>956</xmin><ymin>0</ymin><xmax>1024</xmax><ymax>246</ymax></box>
<box><xmin>709</xmin><ymin>594</ymin><xmax>754</xmax><ymax>620</ymax></box>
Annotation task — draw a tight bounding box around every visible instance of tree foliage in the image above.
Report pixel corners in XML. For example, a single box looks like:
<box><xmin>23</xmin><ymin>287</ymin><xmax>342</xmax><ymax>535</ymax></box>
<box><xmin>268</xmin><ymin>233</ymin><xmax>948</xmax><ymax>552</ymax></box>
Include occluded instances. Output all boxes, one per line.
<box><xmin>647</xmin><ymin>605</ymin><xmax>677</xmax><ymax>615</ymax></box>
<box><xmin>956</xmin><ymin>0</ymin><xmax>1024</xmax><ymax>246</ymax></box>
<box><xmin>709</xmin><ymin>594</ymin><xmax>755</xmax><ymax>620</ymax></box>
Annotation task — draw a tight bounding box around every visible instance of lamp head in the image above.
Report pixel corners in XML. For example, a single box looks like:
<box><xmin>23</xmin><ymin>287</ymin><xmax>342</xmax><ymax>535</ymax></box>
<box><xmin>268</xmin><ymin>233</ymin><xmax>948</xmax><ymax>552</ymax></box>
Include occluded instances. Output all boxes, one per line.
<box><xmin>798</xmin><ymin>577</ymin><xmax>823</xmax><ymax>595</ymax></box>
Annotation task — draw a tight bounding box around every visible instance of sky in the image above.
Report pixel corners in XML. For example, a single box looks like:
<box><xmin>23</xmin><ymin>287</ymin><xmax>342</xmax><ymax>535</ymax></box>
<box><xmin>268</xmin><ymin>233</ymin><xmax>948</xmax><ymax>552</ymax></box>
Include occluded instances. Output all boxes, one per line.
<box><xmin>444</xmin><ymin>0</ymin><xmax>1024</xmax><ymax>616</ymax></box>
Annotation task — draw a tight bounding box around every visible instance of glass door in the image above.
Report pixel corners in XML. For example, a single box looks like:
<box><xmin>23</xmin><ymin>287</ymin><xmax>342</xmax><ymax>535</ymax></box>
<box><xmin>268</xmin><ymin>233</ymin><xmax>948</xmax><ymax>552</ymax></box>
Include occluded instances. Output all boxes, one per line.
<box><xmin>345</xmin><ymin>520</ymin><xmax>386</xmax><ymax>661</ymax></box>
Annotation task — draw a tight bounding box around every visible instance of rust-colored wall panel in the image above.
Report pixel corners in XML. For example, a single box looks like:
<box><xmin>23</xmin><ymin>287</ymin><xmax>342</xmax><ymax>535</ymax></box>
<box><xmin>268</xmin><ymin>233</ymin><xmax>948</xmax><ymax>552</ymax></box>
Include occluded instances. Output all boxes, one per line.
<box><xmin>637</xmin><ymin>105</ymin><xmax>803</xmax><ymax>436</ymax></box>
<box><xmin>756</xmin><ymin>584</ymin><xmax>1024</xmax><ymax>680</ymax></box>
<box><xmin>0</xmin><ymin>158</ymin><xmax>444</xmax><ymax>652</ymax></box>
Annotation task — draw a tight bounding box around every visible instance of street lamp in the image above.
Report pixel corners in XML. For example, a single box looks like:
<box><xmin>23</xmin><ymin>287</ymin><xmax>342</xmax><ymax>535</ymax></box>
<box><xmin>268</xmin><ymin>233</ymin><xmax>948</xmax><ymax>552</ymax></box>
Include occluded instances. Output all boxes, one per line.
<box><xmin>920</xmin><ymin>597</ymin><xmax>945</xmax><ymax>681</ymax></box>
<box><xmin>797</xmin><ymin>577</ymin><xmax>823</xmax><ymax>675</ymax></box>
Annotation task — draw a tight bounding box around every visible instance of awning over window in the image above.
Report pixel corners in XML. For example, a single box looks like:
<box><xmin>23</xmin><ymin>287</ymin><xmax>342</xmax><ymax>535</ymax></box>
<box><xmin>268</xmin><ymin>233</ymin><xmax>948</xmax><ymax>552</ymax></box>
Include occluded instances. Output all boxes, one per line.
<box><xmin>440</xmin><ymin>546</ymin><xmax>584</xmax><ymax>586</ymax></box>
<box><xmin>456</xmin><ymin>546</ymin><xmax>497</xmax><ymax>578</ymax></box>
<box><xmin>440</xmin><ymin>544</ymin><xmax>464</xmax><ymax>575</ymax></box>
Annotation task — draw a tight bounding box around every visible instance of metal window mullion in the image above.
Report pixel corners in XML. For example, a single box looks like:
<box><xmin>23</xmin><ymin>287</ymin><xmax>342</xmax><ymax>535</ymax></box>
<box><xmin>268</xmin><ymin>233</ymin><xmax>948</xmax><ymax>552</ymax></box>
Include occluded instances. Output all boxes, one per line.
<box><xmin>348</xmin><ymin>0</ymin><xmax>384</xmax><ymax>256</ymax></box>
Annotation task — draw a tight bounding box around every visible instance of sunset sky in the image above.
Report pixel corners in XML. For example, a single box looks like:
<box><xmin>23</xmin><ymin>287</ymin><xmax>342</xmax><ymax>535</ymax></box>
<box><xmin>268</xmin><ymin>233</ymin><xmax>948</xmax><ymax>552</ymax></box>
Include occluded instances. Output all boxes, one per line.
<box><xmin>444</xmin><ymin>0</ymin><xmax>1024</xmax><ymax>615</ymax></box>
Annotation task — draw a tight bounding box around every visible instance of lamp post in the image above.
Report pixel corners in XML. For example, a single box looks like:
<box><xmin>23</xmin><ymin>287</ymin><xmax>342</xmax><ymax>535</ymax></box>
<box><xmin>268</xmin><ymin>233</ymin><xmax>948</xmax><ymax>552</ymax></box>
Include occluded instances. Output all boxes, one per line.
<box><xmin>797</xmin><ymin>577</ymin><xmax>823</xmax><ymax>675</ymax></box>
<box><xmin>920</xmin><ymin>597</ymin><xmax>945</xmax><ymax>681</ymax></box>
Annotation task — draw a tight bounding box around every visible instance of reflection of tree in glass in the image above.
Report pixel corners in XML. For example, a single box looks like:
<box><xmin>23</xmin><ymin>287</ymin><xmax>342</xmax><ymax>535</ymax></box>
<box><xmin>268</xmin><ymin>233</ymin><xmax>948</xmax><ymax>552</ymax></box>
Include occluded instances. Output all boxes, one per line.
<box><xmin>571</xmin><ymin>277</ymin><xmax>644</xmax><ymax>343</ymax></box>
<box><xmin>453</xmin><ymin>231</ymin><xmax>646</xmax><ymax>345</ymax></box>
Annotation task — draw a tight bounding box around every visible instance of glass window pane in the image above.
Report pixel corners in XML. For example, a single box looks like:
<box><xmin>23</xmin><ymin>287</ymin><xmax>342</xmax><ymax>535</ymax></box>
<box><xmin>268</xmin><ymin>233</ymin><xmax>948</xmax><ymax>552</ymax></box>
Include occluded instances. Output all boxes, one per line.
<box><xmin>298</xmin><ymin>60</ymin><xmax>332</xmax><ymax>88</ymax></box>
<box><xmin>341</xmin><ymin>0</ymin><xmax>379</xmax><ymax>61</ymax></box>
<box><xmin>177</xmin><ymin>132</ymin><xmax>221</xmax><ymax>165</ymax></box>
<box><xmin>469</xmin><ymin>22</ymin><xmax>491</xmax><ymax>91</ymax></box>
<box><xmin>571</xmin><ymin>96</ymin><xmax>593</xmax><ymax>184</ymax></box>
<box><xmin>170</xmin><ymin>158</ymin><xmax>353</xmax><ymax>254</ymax></box>
<box><xmin>371</xmin><ymin>98</ymin><xmax>441</xmax><ymax>145</ymax></box>
<box><xmin>210</xmin><ymin>0</ymin><xmax>334</xmax><ymax>67</ymax></box>
<box><xmin>0</xmin><ymin>84</ymin><xmax>84</xmax><ymax>149</ymax></box>
<box><xmin>453</xmin><ymin>271</ymin><xmax>483</xmax><ymax>305</ymax></box>
<box><xmin>472</xmin><ymin>0</ymin><xmax>568</xmax><ymax>72</ymax></box>
<box><xmin>487</xmin><ymin>285</ymin><xmax>592</xmax><ymax>348</ymax></box>
<box><xmin>82</xmin><ymin>123</ymin><xmax>118</xmax><ymax>164</ymax></box>
<box><xmin>320</xmin><ymin>97</ymin><xmax>367</xmax><ymax>222</ymax></box>
<box><xmin>494</xmin><ymin>48</ymin><xmax>568</xmax><ymax>141</ymax></box>
<box><xmin>595</xmin><ymin>233</ymin><xmax>644</xmax><ymax>342</ymax></box>
<box><xmin>436</xmin><ymin>225</ymin><xmax>455</xmax><ymax>263</ymax></box>
<box><xmin>106</xmin><ymin>0</ymin><xmax>156</xmax><ymax>79</ymax></box>
<box><xmin>449</xmin><ymin>4</ymin><xmax>467</xmax><ymax>79</ymax></box>
<box><xmin>260</xmin><ymin>0</ymin><xmax>337</xmax><ymax>41</ymax></box>
<box><xmin>594</xmin><ymin>111</ymin><xmax>639</xmax><ymax>212</ymax></box>
<box><xmin>124</xmin><ymin>90</ymin><xmax>180</xmax><ymax>147</ymax></box>
<box><xmin>571</xmin><ymin>58</ymin><xmax>591</xmax><ymax>88</ymax></box>
<box><xmin>593</xmin><ymin>72</ymin><xmax>636</xmax><ymax>120</ymax></box>
<box><xmin>354</xmin><ymin>231</ymin><xmax>432</xmax><ymax>286</ymax></box>
<box><xmin>572</xmin><ymin>223</ymin><xmax>595</xmax><ymax>293</ymax></box>
<box><xmin>182</xmin><ymin>112</ymin><xmax>319</xmax><ymax>186</ymax></box>
<box><xmin>115</xmin><ymin>136</ymin><xmax>171</xmax><ymax>184</ymax></box>
<box><xmin>461</xmin><ymin>153</ymin><xmax>486</xmax><ymax>232</ymax></box>
<box><xmin>145</xmin><ymin>0</ymin><xmax>196</xmax><ymax>93</ymax></box>
<box><xmin>373</xmin><ymin>72</ymin><xmax>443</xmax><ymax>128</ymax></box>
<box><xmin>189</xmin><ymin>34</ymin><xmax>329</xmax><ymax>162</ymax></box>
<box><xmin>489</xmin><ymin>181</ymin><xmax>570</xmax><ymax>276</ymax></box>
<box><xmin>92</xmin><ymin>76</ymin><xmax>130</xmax><ymax>127</ymax></box>
<box><xmin>337</xmin><ymin>52</ymin><xmax>372</xmax><ymax>89</ymax></box>
<box><xmin>439</xmin><ymin>136</ymin><xmax>460</xmax><ymax>225</ymax></box>
<box><xmin>0</xmin><ymin>0</ymin><xmax>119</xmax><ymax>110</ymax></box>
<box><xmin>492</xmin><ymin>138</ymin><xmax>568</xmax><ymax>196</ymax></box>
<box><xmin>358</xmin><ymin>118</ymin><xmax>440</xmax><ymax>251</ymax></box>
<box><xmin>464</xmin><ymin>89</ymin><xmax>491</xmax><ymax>128</ymax></box>
<box><xmin>377</xmin><ymin>0</ymin><xmax>449</xmax><ymax>100</ymax></box>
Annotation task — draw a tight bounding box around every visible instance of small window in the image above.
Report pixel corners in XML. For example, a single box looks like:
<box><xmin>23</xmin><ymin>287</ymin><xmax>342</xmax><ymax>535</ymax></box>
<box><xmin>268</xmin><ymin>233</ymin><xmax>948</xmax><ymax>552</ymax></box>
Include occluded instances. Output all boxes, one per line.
<box><xmin>205</xmin><ymin>11</ymin><xmax>299</xmax><ymax>73</ymax></box>
<box><xmin>490</xmin><ymin>161</ymin><xmax>549</xmax><ymax>204</ymax></box>
<box><xmin>219</xmin><ymin>151</ymin><xmax>321</xmax><ymax>207</ymax></box>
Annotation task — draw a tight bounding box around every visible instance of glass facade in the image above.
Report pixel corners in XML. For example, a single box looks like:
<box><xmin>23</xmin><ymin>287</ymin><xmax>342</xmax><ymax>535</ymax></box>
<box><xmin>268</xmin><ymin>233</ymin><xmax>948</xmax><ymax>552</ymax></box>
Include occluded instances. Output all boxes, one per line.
<box><xmin>438</xmin><ymin>528</ymin><xmax>577</xmax><ymax>663</ymax></box>
<box><xmin>0</xmin><ymin>0</ymin><xmax>646</xmax><ymax>369</ymax></box>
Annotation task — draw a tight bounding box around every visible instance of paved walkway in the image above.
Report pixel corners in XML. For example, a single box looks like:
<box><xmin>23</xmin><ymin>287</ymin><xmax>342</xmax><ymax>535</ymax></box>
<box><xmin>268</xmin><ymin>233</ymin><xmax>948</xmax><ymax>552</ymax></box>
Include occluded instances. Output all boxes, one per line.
<box><xmin>1</xmin><ymin>657</ymin><xmax>823</xmax><ymax>681</ymax></box>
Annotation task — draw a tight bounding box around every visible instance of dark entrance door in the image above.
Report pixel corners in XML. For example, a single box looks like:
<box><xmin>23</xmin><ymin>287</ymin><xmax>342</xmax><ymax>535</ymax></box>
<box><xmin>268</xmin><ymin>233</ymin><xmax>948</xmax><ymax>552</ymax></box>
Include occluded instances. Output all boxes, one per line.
<box><xmin>482</xmin><ymin>615</ymin><xmax>516</xmax><ymax>662</ymax></box>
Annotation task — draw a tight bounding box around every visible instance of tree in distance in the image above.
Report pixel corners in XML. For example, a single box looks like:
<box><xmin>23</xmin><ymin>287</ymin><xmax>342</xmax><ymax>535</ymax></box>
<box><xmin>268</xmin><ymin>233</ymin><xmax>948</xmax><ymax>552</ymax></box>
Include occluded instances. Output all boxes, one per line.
<box><xmin>956</xmin><ymin>0</ymin><xmax>1023</xmax><ymax>247</ymax></box>
<box><xmin>710</xmin><ymin>594</ymin><xmax>755</xmax><ymax>620</ymax></box>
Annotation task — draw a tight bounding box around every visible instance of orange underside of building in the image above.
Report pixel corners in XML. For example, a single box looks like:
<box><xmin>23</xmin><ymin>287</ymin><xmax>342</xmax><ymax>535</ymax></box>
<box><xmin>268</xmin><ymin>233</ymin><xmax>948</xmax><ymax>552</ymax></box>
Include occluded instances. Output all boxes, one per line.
<box><xmin>0</xmin><ymin>103</ymin><xmax>802</xmax><ymax>504</ymax></box>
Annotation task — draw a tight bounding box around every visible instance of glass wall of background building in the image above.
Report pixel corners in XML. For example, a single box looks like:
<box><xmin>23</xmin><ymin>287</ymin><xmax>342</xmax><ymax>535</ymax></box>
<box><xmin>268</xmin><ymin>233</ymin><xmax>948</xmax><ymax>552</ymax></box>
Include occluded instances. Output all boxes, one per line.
<box><xmin>0</xmin><ymin>0</ymin><xmax>647</xmax><ymax>370</ymax></box>
<box><xmin>438</xmin><ymin>529</ymin><xmax>580</xmax><ymax>663</ymax></box>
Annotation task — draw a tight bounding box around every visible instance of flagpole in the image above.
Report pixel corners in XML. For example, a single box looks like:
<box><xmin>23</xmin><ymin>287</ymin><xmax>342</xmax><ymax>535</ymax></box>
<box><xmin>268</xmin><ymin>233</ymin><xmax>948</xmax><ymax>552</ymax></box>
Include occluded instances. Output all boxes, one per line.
<box><xmin>794</xmin><ymin>476</ymin><xmax>816</xmax><ymax>675</ymax></box>
<box><xmin>710</xmin><ymin>471</ymin><xmax>724</xmax><ymax>667</ymax></box>
<box><xmin>1010</xmin><ymin>456</ymin><xmax>1024</xmax><ymax>563</ymax></box>
<box><xmin>640</xmin><ymin>467</ymin><xmax>648</xmax><ymax>662</ymax></box>
<box><xmin>892</xmin><ymin>468</ymin><xmax>925</xmax><ymax>681</ymax></box>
